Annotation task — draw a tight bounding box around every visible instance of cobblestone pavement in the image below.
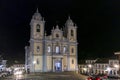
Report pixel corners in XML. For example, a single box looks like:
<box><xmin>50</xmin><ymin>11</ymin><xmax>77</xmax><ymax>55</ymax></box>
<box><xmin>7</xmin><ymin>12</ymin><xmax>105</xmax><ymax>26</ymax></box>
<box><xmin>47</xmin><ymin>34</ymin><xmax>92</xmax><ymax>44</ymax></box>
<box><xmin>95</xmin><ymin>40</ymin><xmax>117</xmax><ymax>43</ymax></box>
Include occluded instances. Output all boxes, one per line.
<box><xmin>2</xmin><ymin>72</ymin><xmax>88</xmax><ymax>80</ymax></box>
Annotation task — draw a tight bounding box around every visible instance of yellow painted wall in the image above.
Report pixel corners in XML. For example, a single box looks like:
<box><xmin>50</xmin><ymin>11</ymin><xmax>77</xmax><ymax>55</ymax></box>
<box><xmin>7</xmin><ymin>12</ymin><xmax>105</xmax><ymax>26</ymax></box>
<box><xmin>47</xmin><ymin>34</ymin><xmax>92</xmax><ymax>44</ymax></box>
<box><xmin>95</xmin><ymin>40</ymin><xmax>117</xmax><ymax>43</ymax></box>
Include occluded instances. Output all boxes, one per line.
<box><xmin>34</xmin><ymin>42</ymin><xmax>43</xmax><ymax>54</ymax></box>
<box><xmin>46</xmin><ymin>56</ymin><xmax>52</xmax><ymax>71</ymax></box>
<box><xmin>34</xmin><ymin>56</ymin><xmax>43</xmax><ymax>71</ymax></box>
<box><xmin>69</xmin><ymin>57</ymin><xmax>76</xmax><ymax>70</ymax></box>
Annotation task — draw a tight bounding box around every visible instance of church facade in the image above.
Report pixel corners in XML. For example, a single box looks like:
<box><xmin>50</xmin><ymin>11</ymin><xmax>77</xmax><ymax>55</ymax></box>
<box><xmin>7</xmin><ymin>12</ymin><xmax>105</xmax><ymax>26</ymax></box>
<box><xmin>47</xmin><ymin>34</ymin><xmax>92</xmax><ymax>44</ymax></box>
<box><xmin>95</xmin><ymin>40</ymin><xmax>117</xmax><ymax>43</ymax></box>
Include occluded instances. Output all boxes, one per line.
<box><xmin>25</xmin><ymin>9</ymin><xmax>78</xmax><ymax>72</ymax></box>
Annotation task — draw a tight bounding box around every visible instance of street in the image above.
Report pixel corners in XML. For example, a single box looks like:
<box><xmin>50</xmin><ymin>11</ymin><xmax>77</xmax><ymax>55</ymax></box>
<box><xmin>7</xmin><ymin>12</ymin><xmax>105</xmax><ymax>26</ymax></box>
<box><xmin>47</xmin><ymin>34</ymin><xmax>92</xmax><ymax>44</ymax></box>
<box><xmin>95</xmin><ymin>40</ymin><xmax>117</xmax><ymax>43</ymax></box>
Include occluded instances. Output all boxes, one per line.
<box><xmin>2</xmin><ymin>72</ymin><xmax>87</xmax><ymax>80</ymax></box>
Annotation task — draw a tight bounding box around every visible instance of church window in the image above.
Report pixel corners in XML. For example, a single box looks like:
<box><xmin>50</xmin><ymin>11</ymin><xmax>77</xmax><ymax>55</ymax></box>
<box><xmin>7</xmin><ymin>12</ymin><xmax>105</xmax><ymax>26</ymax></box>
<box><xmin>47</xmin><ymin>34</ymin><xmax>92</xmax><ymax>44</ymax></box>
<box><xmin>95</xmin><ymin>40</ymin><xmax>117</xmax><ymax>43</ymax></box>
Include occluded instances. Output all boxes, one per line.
<box><xmin>56</xmin><ymin>46</ymin><xmax>60</xmax><ymax>53</ymax></box>
<box><xmin>36</xmin><ymin>24</ymin><xmax>40</xmax><ymax>32</ymax></box>
<box><xmin>71</xmin><ymin>30</ymin><xmax>74</xmax><ymax>36</ymax></box>
<box><xmin>56</xmin><ymin>34</ymin><xmax>59</xmax><ymax>38</ymax></box>
<box><xmin>37</xmin><ymin>46</ymin><xmax>40</xmax><ymax>52</ymax></box>
<box><xmin>71</xmin><ymin>48</ymin><xmax>74</xmax><ymax>53</ymax></box>
<box><xmin>72</xmin><ymin>59</ymin><xmax>74</xmax><ymax>64</ymax></box>
<box><xmin>48</xmin><ymin>46</ymin><xmax>51</xmax><ymax>52</ymax></box>
<box><xmin>63</xmin><ymin>46</ymin><xmax>66</xmax><ymax>53</ymax></box>
<box><xmin>37</xmin><ymin>58</ymin><xmax>39</xmax><ymax>64</ymax></box>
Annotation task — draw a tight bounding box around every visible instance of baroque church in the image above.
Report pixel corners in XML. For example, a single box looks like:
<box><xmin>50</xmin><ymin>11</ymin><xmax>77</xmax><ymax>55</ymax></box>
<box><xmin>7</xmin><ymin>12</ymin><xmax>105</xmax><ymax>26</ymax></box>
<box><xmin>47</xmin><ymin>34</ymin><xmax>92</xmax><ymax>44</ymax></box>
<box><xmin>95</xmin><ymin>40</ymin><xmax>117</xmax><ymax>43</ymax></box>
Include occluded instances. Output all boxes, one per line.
<box><xmin>25</xmin><ymin>9</ymin><xmax>78</xmax><ymax>72</ymax></box>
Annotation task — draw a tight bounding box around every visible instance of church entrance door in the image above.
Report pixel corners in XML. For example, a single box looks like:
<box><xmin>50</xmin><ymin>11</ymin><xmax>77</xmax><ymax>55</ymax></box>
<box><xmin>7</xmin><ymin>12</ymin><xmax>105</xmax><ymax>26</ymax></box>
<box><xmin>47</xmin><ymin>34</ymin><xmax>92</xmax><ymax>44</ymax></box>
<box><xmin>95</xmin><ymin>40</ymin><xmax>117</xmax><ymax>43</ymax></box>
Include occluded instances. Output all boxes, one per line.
<box><xmin>54</xmin><ymin>60</ymin><xmax>62</xmax><ymax>71</ymax></box>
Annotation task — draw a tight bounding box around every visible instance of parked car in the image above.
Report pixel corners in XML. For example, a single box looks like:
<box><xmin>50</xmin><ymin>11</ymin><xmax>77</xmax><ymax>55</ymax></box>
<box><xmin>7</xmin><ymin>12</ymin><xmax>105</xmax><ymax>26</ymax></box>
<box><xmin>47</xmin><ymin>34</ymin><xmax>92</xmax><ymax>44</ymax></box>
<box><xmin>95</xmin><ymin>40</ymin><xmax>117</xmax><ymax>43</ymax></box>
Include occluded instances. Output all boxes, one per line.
<box><xmin>0</xmin><ymin>71</ymin><xmax>11</xmax><ymax>78</ymax></box>
<box><xmin>14</xmin><ymin>70</ymin><xmax>24</xmax><ymax>75</ymax></box>
<box><xmin>94</xmin><ymin>76</ymin><xmax>101</xmax><ymax>80</ymax></box>
<box><xmin>97</xmin><ymin>74</ymin><xmax>108</xmax><ymax>79</ymax></box>
<box><xmin>87</xmin><ymin>75</ymin><xmax>108</xmax><ymax>80</ymax></box>
<box><xmin>87</xmin><ymin>76</ymin><xmax>94</xmax><ymax>80</ymax></box>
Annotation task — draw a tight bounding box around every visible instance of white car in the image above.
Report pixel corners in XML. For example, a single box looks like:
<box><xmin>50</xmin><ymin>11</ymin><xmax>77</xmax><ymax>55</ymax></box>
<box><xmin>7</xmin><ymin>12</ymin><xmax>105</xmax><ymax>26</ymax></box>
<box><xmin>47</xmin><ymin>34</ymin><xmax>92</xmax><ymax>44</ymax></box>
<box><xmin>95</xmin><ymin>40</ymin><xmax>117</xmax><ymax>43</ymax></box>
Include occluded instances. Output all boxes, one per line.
<box><xmin>14</xmin><ymin>71</ymin><xmax>23</xmax><ymax>75</ymax></box>
<box><xmin>0</xmin><ymin>72</ymin><xmax>8</xmax><ymax>77</ymax></box>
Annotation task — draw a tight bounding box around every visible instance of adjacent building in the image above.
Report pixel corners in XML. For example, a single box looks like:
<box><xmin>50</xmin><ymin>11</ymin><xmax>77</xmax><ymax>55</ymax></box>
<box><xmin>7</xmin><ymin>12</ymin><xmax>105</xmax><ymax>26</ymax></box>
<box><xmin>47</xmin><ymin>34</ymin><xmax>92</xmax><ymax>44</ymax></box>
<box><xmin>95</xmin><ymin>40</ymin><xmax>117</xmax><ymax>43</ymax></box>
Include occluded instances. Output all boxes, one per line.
<box><xmin>25</xmin><ymin>9</ymin><xmax>78</xmax><ymax>72</ymax></box>
<box><xmin>79</xmin><ymin>58</ymin><xmax>119</xmax><ymax>76</ymax></box>
<box><xmin>114</xmin><ymin>52</ymin><xmax>120</xmax><ymax>74</ymax></box>
<box><xmin>0</xmin><ymin>60</ymin><xmax>7</xmax><ymax>72</ymax></box>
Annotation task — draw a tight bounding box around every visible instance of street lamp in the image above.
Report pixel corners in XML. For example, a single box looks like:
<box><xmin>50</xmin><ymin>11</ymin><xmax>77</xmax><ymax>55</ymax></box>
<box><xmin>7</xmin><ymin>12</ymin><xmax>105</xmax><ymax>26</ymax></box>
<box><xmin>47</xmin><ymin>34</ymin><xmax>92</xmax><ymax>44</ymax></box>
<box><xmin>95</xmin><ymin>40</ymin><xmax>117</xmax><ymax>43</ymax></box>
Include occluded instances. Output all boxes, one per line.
<box><xmin>88</xmin><ymin>64</ymin><xmax>92</xmax><ymax>75</ymax></box>
<box><xmin>106</xmin><ymin>67</ymin><xmax>111</xmax><ymax>75</ymax></box>
<box><xmin>114</xmin><ymin>64</ymin><xmax>119</xmax><ymax>69</ymax></box>
<box><xmin>33</xmin><ymin>61</ymin><xmax>36</xmax><ymax>73</ymax></box>
<box><xmin>114</xmin><ymin>64</ymin><xmax>119</xmax><ymax>75</ymax></box>
<box><xmin>106</xmin><ymin>67</ymin><xmax>111</xmax><ymax>71</ymax></box>
<box><xmin>88</xmin><ymin>64</ymin><xmax>92</xmax><ymax>68</ymax></box>
<box><xmin>83</xmin><ymin>68</ymin><xmax>87</xmax><ymax>74</ymax></box>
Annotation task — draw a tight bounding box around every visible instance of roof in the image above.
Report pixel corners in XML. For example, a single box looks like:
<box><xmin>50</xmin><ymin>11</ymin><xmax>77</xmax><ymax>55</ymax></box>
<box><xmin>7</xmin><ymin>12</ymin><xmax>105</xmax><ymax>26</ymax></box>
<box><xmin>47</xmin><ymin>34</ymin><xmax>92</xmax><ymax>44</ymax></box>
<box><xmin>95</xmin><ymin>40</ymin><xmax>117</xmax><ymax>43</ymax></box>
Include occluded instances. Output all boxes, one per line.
<box><xmin>95</xmin><ymin>58</ymin><xmax>109</xmax><ymax>63</ymax></box>
<box><xmin>78</xmin><ymin>60</ymin><xmax>86</xmax><ymax>64</ymax></box>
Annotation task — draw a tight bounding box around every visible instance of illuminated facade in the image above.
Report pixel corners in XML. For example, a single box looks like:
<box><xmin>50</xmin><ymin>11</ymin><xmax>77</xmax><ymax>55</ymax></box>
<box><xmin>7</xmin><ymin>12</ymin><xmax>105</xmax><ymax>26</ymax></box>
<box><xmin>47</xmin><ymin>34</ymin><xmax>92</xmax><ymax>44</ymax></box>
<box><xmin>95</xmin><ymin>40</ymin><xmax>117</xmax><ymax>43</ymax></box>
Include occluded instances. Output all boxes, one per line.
<box><xmin>25</xmin><ymin>9</ymin><xmax>78</xmax><ymax>72</ymax></box>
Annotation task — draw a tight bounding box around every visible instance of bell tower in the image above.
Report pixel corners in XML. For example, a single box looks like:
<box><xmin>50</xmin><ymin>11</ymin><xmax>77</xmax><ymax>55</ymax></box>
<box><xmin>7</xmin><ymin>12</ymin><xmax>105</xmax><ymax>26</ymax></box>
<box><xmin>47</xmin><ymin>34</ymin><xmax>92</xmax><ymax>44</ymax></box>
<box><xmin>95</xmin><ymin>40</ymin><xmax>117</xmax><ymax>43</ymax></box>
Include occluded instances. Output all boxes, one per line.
<box><xmin>30</xmin><ymin>8</ymin><xmax>45</xmax><ymax>40</ymax></box>
<box><xmin>65</xmin><ymin>16</ymin><xmax>77</xmax><ymax>42</ymax></box>
<box><xmin>65</xmin><ymin>16</ymin><xmax>78</xmax><ymax>71</ymax></box>
<box><xmin>29</xmin><ymin>8</ymin><xmax>45</xmax><ymax>72</ymax></box>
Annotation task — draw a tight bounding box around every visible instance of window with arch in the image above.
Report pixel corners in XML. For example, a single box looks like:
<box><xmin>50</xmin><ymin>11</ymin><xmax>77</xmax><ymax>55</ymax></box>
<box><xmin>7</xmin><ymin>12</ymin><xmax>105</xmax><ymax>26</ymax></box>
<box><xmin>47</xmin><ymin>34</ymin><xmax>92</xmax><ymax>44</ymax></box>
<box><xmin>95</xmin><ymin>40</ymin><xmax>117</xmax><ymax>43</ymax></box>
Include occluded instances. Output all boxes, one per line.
<box><xmin>56</xmin><ymin>34</ymin><xmax>59</xmax><ymax>38</ymax></box>
<box><xmin>48</xmin><ymin>46</ymin><xmax>51</xmax><ymax>52</ymax></box>
<box><xmin>72</xmin><ymin>59</ymin><xmax>74</xmax><ymax>64</ymax></box>
<box><xmin>37</xmin><ymin>46</ymin><xmax>40</xmax><ymax>52</ymax></box>
<box><xmin>36</xmin><ymin>24</ymin><xmax>40</xmax><ymax>32</ymax></box>
<box><xmin>71</xmin><ymin>30</ymin><xmax>74</xmax><ymax>36</ymax></box>
<box><xmin>63</xmin><ymin>46</ymin><xmax>66</xmax><ymax>53</ymax></box>
<box><xmin>56</xmin><ymin>46</ymin><xmax>60</xmax><ymax>53</ymax></box>
<box><xmin>71</xmin><ymin>48</ymin><xmax>74</xmax><ymax>53</ymax></box>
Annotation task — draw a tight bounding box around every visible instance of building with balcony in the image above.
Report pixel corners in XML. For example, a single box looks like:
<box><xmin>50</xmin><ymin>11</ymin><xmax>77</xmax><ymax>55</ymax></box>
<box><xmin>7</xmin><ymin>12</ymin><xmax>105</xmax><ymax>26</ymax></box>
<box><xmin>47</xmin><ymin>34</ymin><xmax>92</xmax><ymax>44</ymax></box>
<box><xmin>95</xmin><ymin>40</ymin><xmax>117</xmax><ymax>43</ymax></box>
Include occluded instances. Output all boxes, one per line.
<box><xmin>25</xmin><ymin>9</ymin><xmax>78</xmax><ymax>72</ymax></box>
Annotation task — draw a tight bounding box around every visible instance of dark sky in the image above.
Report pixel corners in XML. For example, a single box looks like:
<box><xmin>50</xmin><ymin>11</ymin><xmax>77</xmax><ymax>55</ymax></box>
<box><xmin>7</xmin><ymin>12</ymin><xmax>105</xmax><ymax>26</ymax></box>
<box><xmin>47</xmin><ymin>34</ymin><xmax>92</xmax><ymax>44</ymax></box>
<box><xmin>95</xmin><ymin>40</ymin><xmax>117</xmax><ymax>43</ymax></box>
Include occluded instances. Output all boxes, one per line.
<box><xmin>0</xmin><ymin>0</ymin><xmax>120</xmax><ymax>60</ymax></box>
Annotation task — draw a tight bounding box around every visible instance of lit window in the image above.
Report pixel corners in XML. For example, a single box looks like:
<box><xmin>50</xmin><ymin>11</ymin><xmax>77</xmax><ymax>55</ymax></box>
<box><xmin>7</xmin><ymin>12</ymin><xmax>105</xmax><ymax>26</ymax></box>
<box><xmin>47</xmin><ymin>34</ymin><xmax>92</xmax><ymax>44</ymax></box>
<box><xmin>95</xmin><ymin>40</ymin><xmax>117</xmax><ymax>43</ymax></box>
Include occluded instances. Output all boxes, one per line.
<box><xmin>48</xmin><ymin>46</ymin><xmax>51</xmax><ymax>52</ymax></box>
<box><xmin>63</xmin><ymin>46</ymin><xmax>66</xmax><ymax>53</ymax></box>
<box><xmin>56</xmin><ymin>46</ymin><xmax>59</xmax><ymax>53</ymax></box>
<box><xmin>37</xmin><ymin>46</ymin><xmax>40</xmax><ymax>52</ymax></box>
<box><xmin>71</xmin><ymin>30</ymin><xmax>74</xmax><ymax>36</ymax></box>
<box><xmin>36</xmin><ymin>24</ymin><xmax>40</xmax><ymax>32</ymax></box>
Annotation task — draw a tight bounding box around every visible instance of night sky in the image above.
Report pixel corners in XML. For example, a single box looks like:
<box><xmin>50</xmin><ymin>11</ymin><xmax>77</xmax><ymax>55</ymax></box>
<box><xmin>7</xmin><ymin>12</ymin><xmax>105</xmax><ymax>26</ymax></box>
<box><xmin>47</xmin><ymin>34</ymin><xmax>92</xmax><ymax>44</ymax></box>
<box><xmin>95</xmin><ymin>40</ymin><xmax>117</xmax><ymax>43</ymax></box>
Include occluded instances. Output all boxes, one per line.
<box><xmin>0</xmin><ymin>0</ymin><xmax>120</xmax><ymax>61</ymax></box>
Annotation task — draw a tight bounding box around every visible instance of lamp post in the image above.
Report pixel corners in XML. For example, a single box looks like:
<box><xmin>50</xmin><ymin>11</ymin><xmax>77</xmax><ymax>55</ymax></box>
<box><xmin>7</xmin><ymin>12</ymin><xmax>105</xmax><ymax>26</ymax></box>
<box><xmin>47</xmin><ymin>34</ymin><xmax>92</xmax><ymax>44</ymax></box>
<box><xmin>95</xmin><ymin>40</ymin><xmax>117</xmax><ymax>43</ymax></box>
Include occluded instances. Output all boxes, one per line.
<box><xmin>33</xmin><ymin>61</ymin><xmax>36</xmax><ymax>73</ymax></box>
<box><xmin>114</xmin><ymin>64</ymin><xmax>119</xmax><ymax>69</ymax></box>
<box><xmin>88</xmin><ymin>64</ymin><xmax>92</xmax><ymax>68</ymax></box>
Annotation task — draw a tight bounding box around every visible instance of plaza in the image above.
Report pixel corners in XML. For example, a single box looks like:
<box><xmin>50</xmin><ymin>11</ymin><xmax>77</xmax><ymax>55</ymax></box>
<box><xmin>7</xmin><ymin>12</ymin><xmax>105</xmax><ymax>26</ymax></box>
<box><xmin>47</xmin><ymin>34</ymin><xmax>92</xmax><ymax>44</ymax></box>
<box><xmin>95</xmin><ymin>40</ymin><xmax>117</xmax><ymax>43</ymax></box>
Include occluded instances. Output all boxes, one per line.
<box><xmin>3</xmin><ymin>72</ymin><xmax>87</xmax><ymax>80</ymax></box>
